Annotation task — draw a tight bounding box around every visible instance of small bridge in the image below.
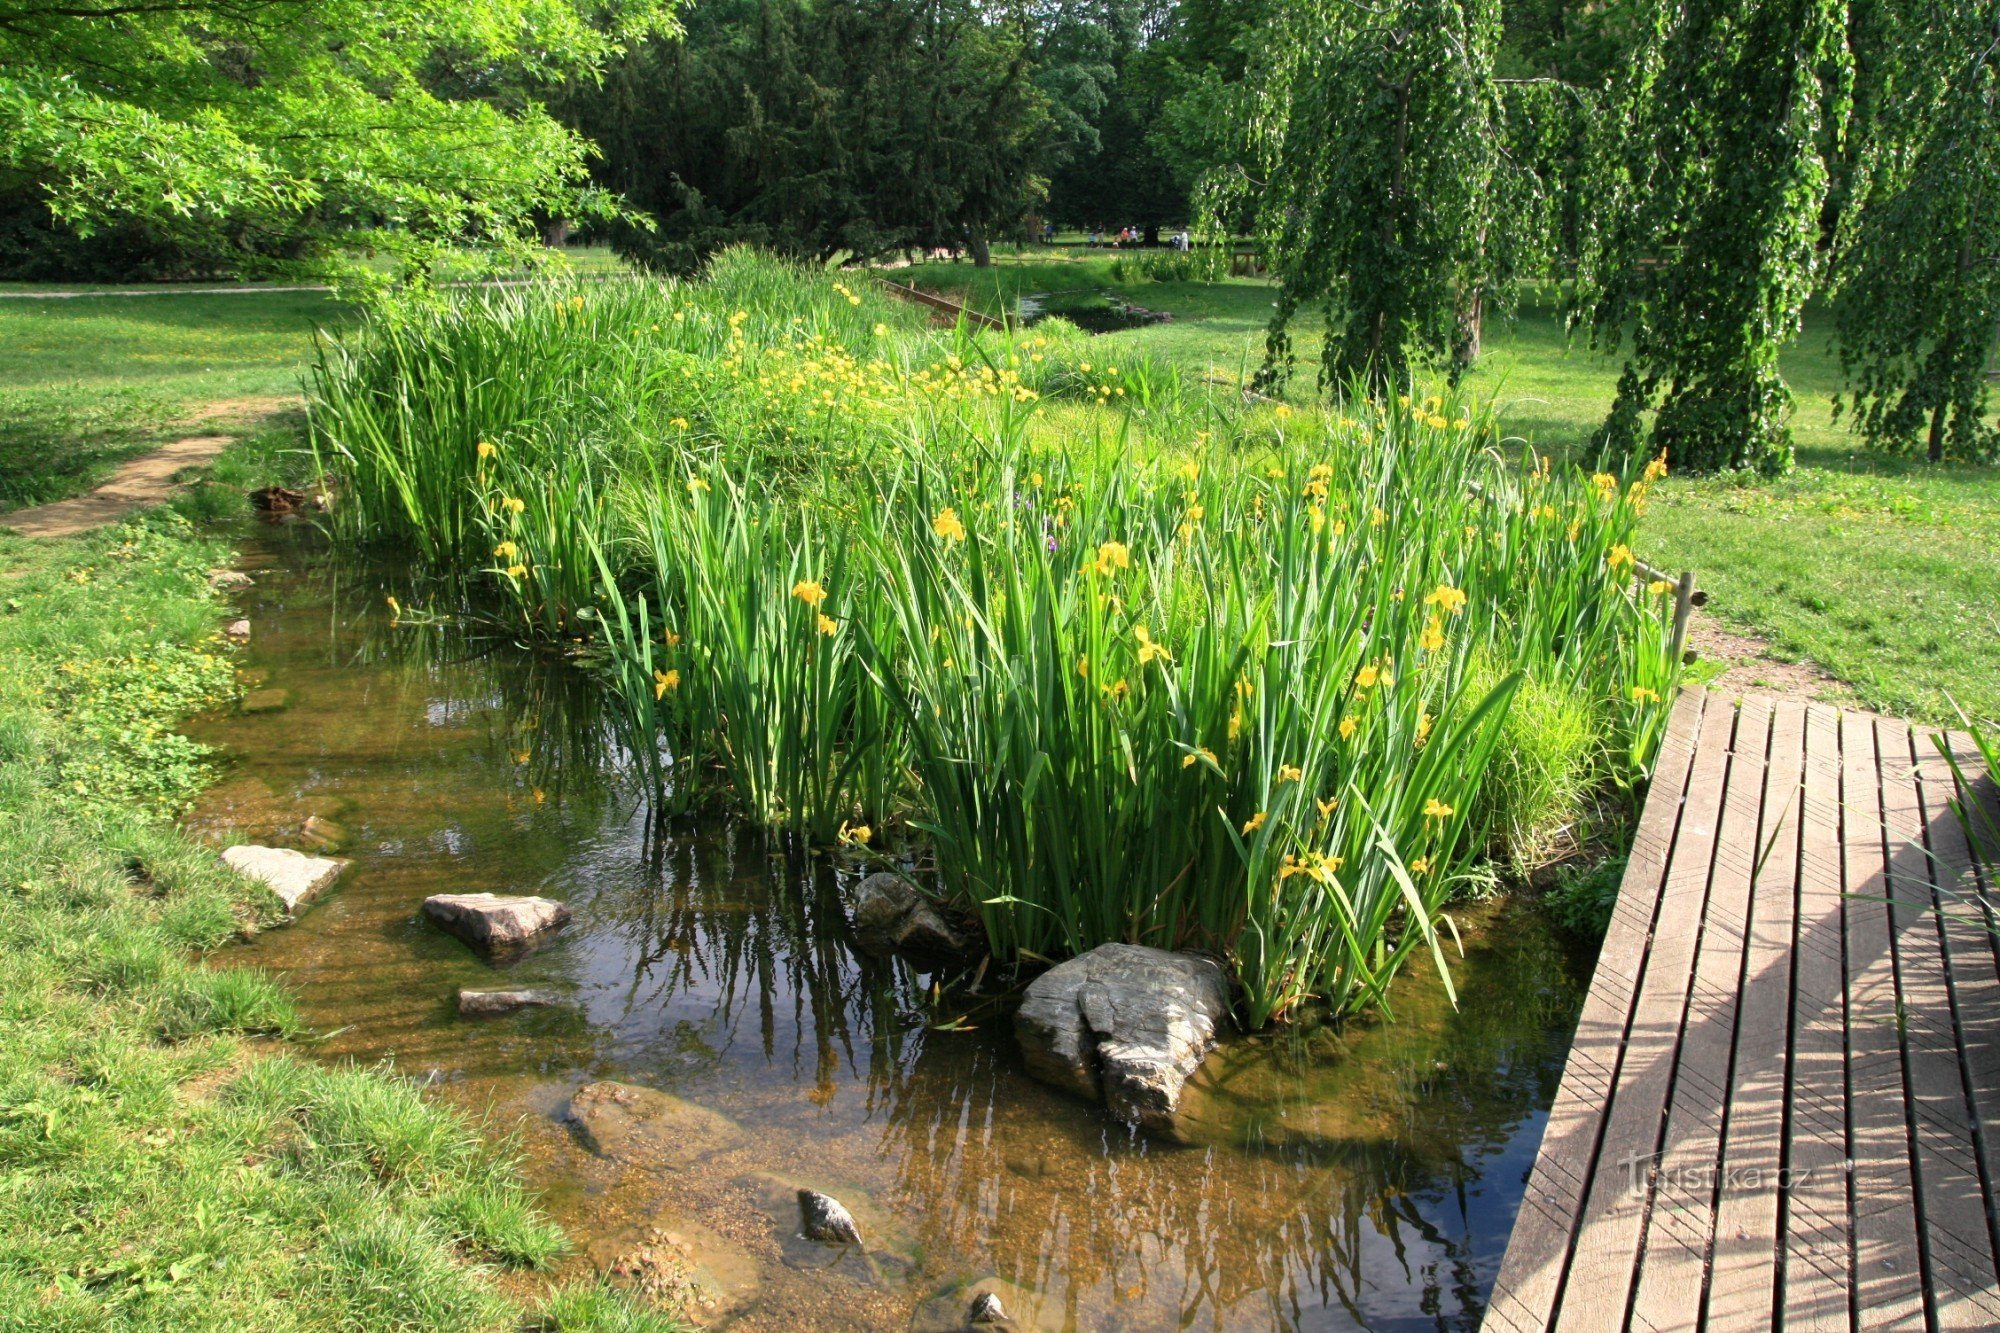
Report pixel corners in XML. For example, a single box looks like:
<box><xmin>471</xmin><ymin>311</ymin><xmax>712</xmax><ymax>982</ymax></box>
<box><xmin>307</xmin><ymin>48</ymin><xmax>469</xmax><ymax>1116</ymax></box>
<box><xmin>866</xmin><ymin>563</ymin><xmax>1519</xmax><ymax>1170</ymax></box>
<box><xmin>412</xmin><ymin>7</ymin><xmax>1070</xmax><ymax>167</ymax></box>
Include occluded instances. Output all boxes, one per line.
<box><xmin>1489</xmin><ymin>688</ymin><xmax>2000</xmax><ymax>1330</ymax></box>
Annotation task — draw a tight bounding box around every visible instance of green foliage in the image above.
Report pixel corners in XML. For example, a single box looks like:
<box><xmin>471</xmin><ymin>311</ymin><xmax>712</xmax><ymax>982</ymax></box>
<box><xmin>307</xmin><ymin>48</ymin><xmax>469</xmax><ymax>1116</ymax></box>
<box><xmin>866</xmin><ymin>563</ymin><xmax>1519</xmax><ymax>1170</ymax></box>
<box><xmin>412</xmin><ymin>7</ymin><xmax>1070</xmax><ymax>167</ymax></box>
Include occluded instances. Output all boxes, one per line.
<box><xmin>309</xmin><ymin>260</ymin><xmax>1684</xmax><ymax>1026</ymax></box>
<box><xmin>563</xmin><ymin>0</ymin><xmax>1056</xmax><ymax>271</ymax></box>
<box><xmin>1577</xmin><ymin>0</ymin><xmax>1851</xmax><ymax>474</ymax></box>
<box><xmin>1831</xmin><ymin>1</ymin><xmax>2000</xmax><ymax>464</ymax></box>
<box><xmin>1477</xmin><ymin>670</ymin><xmax>1606</xmax><ymax>878</ymax></box>
<box><xmin>0</xmin><ymin>0</ymin><xmax>681</xmax><ymax>286</ymax></box>
<box><xmin>1544</xmin><ymin>854</ymin><xmax>1626</xmax><ymax>936</ymax></box>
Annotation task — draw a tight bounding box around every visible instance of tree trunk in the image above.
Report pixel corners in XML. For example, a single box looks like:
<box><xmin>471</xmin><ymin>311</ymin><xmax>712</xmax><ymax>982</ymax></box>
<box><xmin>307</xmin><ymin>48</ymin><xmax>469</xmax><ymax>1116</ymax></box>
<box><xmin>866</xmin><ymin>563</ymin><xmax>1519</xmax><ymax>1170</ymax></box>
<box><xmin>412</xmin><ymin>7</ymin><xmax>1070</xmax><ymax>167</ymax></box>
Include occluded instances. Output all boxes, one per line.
<box><xmin>968</xmin><ymin>231</ymin><xmax>992</xmax><ymax>267</ymax></box>
<box><xmin>1453</xmin><ymin>285</ymin><xmax>1484</xmax><ymax>376</ymax></box>
<box><xmin>1926</xmin><ymin>398</ymin><xmax>1947</xmax><ymax>463</ymax></box>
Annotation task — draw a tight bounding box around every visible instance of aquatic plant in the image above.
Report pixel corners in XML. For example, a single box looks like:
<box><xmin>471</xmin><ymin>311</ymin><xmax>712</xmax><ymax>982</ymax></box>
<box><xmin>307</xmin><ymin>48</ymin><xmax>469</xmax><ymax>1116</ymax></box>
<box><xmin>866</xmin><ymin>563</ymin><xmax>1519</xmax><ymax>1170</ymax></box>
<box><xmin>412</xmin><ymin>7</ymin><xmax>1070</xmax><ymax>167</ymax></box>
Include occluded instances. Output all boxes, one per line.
<box><xmin>306</xmin><ymin>254</ymin><xmax>1682</xmax><ymax>1025</ymax></box>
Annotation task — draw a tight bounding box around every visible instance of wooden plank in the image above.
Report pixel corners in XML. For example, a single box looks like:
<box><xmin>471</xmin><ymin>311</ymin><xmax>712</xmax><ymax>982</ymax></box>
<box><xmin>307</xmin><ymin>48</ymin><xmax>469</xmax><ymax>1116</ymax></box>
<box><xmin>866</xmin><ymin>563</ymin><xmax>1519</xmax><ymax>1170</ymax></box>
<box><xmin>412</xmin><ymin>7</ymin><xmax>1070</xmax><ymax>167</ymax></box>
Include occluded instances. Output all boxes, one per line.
<box><xmin>1840</xmin><ymin>712</ymin><xmax>1925</xmax><ymax>1328</ymax></box>
<box><xmin>1552</xmin><ymin>694</ymin><xmax>1740</xmax><ymax>1331</ymax></box>
<box><xmin>1486</xmin><ymin>686</ymin><xmax>1710</xmax><ymax>1333</ymax></box>
<box><xmin>1706</xmin><ymin>698</ymin><xmax>1806</xmax><ymax>1326</ymax></box>
<box><xmin>1781</xmin><ymin>703</ymin><xmax>1856</xmax><ymax>1331</ymax></box>
<box><xmin>1896</xmin><ymin>726</ymin><xmax>2000</xmax><ymax>1328</ymax></box>
<box><xmin>1630</xmin><ymin>699</ymin><xmax>1774</xmax><ymax>1325</ymax></box>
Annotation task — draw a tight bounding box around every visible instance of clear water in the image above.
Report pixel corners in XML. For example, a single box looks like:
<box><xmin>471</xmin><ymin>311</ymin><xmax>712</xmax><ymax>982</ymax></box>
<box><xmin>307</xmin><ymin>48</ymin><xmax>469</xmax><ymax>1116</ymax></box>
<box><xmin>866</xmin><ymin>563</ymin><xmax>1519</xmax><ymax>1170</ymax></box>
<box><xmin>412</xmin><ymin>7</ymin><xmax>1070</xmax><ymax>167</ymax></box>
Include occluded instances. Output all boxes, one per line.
<box><xmin>187</xmin><ymin>529</ymin><xmax>1592</xmax><ymax>1330</ymax></box>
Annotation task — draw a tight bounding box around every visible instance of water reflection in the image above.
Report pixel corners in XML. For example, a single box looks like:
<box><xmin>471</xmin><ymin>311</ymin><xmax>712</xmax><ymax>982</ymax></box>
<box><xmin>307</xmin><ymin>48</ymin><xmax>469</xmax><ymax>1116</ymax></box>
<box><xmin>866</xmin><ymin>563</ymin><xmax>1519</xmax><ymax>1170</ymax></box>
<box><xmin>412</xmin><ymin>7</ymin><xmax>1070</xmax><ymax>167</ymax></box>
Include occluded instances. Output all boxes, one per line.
<box><xmin>191</xmin><ymin>530</ymin><xmax>1590</xmax><ymax>1330</ymax></box>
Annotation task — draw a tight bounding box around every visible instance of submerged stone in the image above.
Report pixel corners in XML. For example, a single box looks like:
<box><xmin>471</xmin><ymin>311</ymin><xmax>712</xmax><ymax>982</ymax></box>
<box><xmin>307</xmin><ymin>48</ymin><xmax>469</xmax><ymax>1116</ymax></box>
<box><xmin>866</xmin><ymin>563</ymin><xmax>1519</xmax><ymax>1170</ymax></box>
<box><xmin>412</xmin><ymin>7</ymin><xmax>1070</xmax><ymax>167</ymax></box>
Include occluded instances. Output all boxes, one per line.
<box><xmin>220</xmin><ymin>844</ymin><xmax>349</xmax><ymax>916</ymax></box>
<box><xmin>592</xmin><ymin>1222</ymin><xmax>762</xmax><ymax>1322</ymax></box>
<box><xmin>797</xmin><ymin>1188</ymin><xmax>862</xmax><ymax>1245</ymax></box>
<box><xmin>240</xmin><ymin>687</ymin><xmax>290</xmax><ymax>714</ymax></box>
<box><xmin>565</xmin><ymin>1079</ymin><xmax>743</xmax><ymax>1167</ymax></box>
<box><xmin>298</xmin><ymin>814</ymin><xmax>347</xmax><ymax>852</ymax></box>
<box><xmin>1014</xmin><ymin>943</ymin><xmax>1230</xmax><ymax>1136</ymax></box>
<box><xmin>851</xmin><ymin>872</ymin><xmax>974</xmax><ymax>964</ymax></box>
<box><xmin>458</xmin><ymin>987</ymin><xmax>561</xmax><ymax>1016</ymax></box>
<box><xmin>421</xmin><ymin>891</ymin><xmax>569</xmax><ymax>952</ymax></box>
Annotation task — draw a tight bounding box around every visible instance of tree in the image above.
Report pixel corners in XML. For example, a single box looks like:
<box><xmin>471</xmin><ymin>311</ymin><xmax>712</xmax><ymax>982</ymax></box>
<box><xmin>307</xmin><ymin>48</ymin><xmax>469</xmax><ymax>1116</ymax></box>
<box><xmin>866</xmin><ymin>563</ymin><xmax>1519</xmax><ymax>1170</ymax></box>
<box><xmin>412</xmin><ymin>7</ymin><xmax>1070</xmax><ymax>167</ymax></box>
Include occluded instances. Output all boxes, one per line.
<box><xmin>1831</xmin><ymin>2</ymin><xmax>2000</xmax><ymax>463</ymax></box>
<box><xmin>1576</xmin><ymin>0</ymin><xmax>1851</xmax><ymax>474</ymax></box>
<box><xmin>563</xmin><ymin>0</ymin><xmax>1056</xmax><ymax>272</ymax></box>
<box><xmin>0</xmin><ymin>0</ymin><xmax>679</xmax><ymax>284</ymax></box>
<box><xmin>1192</xmin><ymin>0</ymin><xmax>1556</xmax><ymax>396</ymax></box>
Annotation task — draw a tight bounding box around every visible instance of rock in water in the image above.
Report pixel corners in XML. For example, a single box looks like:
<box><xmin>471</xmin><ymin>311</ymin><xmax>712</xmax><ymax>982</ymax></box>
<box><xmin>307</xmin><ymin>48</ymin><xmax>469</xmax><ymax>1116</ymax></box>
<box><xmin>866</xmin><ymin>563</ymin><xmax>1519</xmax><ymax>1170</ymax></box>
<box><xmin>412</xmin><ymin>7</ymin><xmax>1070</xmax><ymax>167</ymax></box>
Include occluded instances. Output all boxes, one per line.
<box><xmin>421</xmin><ymin>892</ymin><xmax>569</xmax><ymax>951</ymax></box>
<box><xmin>1014</xmin><ymin>943</ymin><xmax>1229</xmax><ymax>1135</ymax></box>
<box><xmin>968</xmin><ymin>1291</ymin><xmax>1009</xmax><ymax>1325</ymax></box>
<box><xmin>223</xmin><ymin>618</ymin><xmax>251</xmax><ymax>640</ymax></box>
<box><xmin>850</xmin><ymin>872</ymin><xmax>972</xmax><ymax>963</ymax></box>
<box><xmin>564</xmin><ymin>1080</ymin><xmax>743</xmax><ymax>1167</ymax></box>
<box><xmin>797</xmin><ymin>1189</ymin><xmax>862</xmax><ymax>1246</ymax></box>
<box><xmin>457</xmin><ymin>987</ymin><xmax>561</xmax><ymax>1016</ymax></box>
<box><xmin>220</xmin><ymin>845</ymin><xmax>349</xmax><ymax>916</ymax></box>
<box><xmin>240</xmin><ymin>687</ymin><xmax>290</xmax><ymax>714</ymax></box>
<box><xmin>208</xmin><ymin>569</ymin><xmax>253</xmax><ymax>591</ymax></box>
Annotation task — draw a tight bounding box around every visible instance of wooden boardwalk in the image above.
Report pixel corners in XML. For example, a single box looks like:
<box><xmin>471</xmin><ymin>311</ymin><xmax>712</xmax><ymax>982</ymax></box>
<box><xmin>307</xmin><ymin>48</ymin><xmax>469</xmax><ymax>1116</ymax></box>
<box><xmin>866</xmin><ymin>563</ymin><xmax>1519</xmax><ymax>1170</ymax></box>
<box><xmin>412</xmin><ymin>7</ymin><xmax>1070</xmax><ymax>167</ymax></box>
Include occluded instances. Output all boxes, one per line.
<box><xmin>1488</xmin><ymin>688</ymin><xmax>2000</xmax><ymax>1331</ymax></box>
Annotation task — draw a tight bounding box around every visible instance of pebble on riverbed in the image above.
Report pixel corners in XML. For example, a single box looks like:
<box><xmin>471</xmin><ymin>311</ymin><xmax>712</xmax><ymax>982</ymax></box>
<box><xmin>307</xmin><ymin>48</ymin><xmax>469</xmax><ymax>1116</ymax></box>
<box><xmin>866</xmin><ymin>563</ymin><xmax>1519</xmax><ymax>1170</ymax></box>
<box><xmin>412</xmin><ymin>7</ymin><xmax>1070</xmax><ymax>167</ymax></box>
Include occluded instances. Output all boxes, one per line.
<box><xmin>421</xmin><ymin>892</ymin><xmax>570</xmax><ymax>952</ymax></box>
<box><xmin>221</xmin><ymin>844</ymin><xmax>349</xmax><ymax>917</ymax></box>
<box><xmin>797</xmin><ymin>1188</ymin><xmax>862</xmax><ymax>1246</ymax></box>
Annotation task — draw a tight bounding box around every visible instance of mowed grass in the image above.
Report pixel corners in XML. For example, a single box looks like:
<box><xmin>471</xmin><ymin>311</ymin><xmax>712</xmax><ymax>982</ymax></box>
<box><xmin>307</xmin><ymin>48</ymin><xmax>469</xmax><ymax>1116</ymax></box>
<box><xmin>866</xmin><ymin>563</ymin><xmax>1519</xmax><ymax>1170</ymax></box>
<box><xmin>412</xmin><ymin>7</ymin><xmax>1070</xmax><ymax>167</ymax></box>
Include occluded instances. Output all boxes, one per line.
<box><xmin>0</xmin><ymin>290</ymin><xmax>344</xmax><ymax>509</ymax></box>
<box><xmin>908</xmin><ymin>255</ymin><xmax>2000</xmax><ymax>725</ymax></box>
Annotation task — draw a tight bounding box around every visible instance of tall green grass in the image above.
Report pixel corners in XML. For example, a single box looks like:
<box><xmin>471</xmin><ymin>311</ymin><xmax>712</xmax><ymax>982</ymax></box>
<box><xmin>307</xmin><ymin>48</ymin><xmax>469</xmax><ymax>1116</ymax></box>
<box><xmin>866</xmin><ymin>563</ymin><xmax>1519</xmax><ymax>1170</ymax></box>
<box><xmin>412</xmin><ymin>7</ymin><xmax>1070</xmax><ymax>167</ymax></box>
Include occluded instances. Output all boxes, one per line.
<box><xmin>307</xmin><ymin>253</ymin><xmax>1681</xmax><ymax>1026</ymax></box>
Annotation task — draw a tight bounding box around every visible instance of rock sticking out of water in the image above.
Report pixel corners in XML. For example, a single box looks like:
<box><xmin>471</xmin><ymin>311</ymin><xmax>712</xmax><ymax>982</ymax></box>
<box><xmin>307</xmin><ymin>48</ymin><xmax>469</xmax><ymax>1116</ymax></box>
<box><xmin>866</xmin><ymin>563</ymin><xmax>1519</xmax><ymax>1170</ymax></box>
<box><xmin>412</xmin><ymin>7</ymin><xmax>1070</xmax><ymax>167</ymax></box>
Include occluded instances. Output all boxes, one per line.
<box><xmin>565</xmin><ymin>1080</ymin><xmax>743</xmax><ymax>1167</ymax></box>
<box><xmin>851</xmin><ymin>872</ymin><xmax>974</xmax><ymax>964</ymax></box>
<box><xmin>910</xmin><ymin>1277</ymin><xmax>1044</xmax><ymax>1331</ymax></box>
<box><xmin>298</xmin><ymin>814</ymin><xmax>347</xmax><ymax>852</ymax></box>
<box><xmin>208</xmin><ymin>569</ymin><xmax>253</xmax><ymax>591</ymax></box>
<box><xmin>1014</xmin><ymin>942</ymin><xmax>1229</xmax><ymax>1136</ymax></box>
<box><xmin>221</xmin><ymin>844</ymin><xmax>349</xmax><ymax>916</ymax></box>
<box><xmin>421</xmin><ymin>892</ymin><xmax>569</xmax><ymax>952</ymax></box>
<box><xmin>797</xmin><ymin>1189</ymin><xmax>862</xmax><ymax>1246</ymax></box>
<box><xmin>458</xmin><ymin>987</ymin><xmax>561</xmax><ymax>1016</ymax></box>
<box><xmin>223</xmin><ymin>618</ymin><xmax>251</xmax><ymax>640</ymax></box>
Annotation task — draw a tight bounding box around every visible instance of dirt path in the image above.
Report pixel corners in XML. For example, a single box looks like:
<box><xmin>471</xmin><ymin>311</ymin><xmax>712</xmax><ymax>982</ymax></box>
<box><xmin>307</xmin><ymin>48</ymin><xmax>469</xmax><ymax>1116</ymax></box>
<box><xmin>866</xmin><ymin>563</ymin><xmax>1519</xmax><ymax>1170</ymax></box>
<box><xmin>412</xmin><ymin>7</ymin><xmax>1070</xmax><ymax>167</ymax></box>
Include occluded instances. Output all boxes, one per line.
<box><xmin>1</xmin><ymin>436</ymin><xmax>235</xmax><ymax>537</ymax></box>
<box><xmin>1685</xmin><ymin>610</ymin><xmax>1856</xmax><ymax>710</ymax></box>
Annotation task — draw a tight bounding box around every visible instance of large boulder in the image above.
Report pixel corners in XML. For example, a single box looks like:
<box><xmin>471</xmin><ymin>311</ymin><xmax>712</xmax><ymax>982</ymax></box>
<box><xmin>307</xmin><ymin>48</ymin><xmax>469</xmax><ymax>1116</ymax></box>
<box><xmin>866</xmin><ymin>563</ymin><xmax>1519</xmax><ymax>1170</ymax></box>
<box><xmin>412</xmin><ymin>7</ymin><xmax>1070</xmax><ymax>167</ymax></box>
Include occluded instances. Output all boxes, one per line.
<box><xmin>421</xmin><ymin>892</ymin><xmax>569</xmax><ymax>952</ymax></box>
<box><xmin>221</xmin><ymin>844</ymin><xmax>349</xmax><ymax>916</ymax></box>
<box><xmin>1014</xmin><ymin>943</ymin><xmax>1229</xmax><ymax>1136</ymax></box>
<box><xmin>565</xmin><ymin>1080</ymin><xmax>743</xmax><ymax>1167</ymax></box>
<box><xmin>851</xmin><ymin>873</ymin><xmax>974</xmax><ymax>963</ymax></box>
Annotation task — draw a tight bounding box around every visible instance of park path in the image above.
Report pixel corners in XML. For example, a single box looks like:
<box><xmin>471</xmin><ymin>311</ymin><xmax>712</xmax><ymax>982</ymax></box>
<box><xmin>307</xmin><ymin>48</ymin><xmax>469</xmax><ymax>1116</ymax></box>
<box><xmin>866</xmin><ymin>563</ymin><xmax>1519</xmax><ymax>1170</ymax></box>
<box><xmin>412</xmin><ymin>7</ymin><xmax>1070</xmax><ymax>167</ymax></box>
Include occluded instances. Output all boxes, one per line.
<box><xmin>1488</xmin><ymin>685</ymin><xmax>2000</xmax><ymax>1331</ymax></box>
<box><xmin>1</xmin><ymin>435</ymin><xmax>236</xmax><ymax>537</ymax></box>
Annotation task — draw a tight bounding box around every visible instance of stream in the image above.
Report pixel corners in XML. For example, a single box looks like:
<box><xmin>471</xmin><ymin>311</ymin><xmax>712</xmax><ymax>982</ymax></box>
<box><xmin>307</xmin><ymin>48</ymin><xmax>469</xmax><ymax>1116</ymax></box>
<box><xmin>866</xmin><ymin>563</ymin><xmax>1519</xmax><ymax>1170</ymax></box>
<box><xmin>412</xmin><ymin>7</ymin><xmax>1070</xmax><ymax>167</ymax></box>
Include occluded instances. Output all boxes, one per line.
<box><xmin>185</xmin><ymin>527</ymin><xmax>1593</xmax><ymax>1331</ymax></box>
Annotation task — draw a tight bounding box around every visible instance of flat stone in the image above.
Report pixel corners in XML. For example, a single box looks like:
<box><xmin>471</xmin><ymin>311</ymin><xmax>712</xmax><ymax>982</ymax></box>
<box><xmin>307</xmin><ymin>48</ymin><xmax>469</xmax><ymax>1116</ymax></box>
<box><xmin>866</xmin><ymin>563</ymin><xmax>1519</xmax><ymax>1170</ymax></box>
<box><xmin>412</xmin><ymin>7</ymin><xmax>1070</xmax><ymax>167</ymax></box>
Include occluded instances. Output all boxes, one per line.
<box><xmin>458</xmin><ymin>987</ymin><xmax>562</xmax><ymax>1016</ymax></box>
<box><xmin>1014</xmin><ymin>943</ymin><xmax>1230</xmax><ymax>1136</ymax></box>
<box><xmin>208</xmin><ymin>569</ymin><xmax>254</xmax><ymax>590</ymax></box>
<box><xmin>421</xmin><ymin>892</ymin><xmax>569</xmax><ymax>952</ymax></box>
<box><xmin>851</xmin><ymin>872</ymin><xmax>974</xmax><ymax>963</ymax></box>
<box><xmin>240</xmin><ymin>687</ymin><xmax>289</xmax><ymax>713</ymax></box>
<box><xmin>565</xmin><ymin>1080</ymin><xmax>743</xmax><ymax>1166</ymax></box>
<box><xmin>221</xmin><ymin>844</ymin><xmax>349</xmax><ymax>915</ymax></box>
<box><xmin>223</xmin><ymin>618</ymin><xmax>251</xmax><ymax>639</ymax></box>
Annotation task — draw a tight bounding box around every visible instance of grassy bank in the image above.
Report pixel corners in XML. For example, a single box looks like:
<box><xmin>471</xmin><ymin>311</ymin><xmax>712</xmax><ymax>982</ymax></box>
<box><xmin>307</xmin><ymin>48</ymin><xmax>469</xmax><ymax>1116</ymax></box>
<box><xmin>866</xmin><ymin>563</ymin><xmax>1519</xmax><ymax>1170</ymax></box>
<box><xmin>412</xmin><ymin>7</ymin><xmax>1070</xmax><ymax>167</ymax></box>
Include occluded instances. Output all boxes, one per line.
<box><xmin>0</xmin><ymin>511</ymin><xmax>671</xmax><ymax>1329</ymax></box>
<box><xmin>903</xmin><ymin>254</ymin><xmax>2000</xmax><ymax>723</ymax></box>
<box><xmin>0</xmin><ymin>290</ymin><xmax>342</xmax><ymax>510</ymax></box>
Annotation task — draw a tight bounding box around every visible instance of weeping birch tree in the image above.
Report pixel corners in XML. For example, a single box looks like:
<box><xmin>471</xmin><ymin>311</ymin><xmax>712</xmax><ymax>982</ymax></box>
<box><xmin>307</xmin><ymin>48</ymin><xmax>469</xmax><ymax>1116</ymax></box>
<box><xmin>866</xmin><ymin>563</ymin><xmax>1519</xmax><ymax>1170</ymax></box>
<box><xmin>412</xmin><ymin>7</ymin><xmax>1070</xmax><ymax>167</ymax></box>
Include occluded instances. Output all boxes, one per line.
<box><xmin>1188</xmin><ymin>0</ymin><xmax>1568</xmax><ymax>399</ymax></box>
<box><xmin>1832</xmin><ymin>1</ymin><xmax>2000</xmax><ymax>463</ymax></box>
<box><xmin>1577</xmin><ymin>0</ymin><xmax>1852</xmax><ymax>474</ymax></box>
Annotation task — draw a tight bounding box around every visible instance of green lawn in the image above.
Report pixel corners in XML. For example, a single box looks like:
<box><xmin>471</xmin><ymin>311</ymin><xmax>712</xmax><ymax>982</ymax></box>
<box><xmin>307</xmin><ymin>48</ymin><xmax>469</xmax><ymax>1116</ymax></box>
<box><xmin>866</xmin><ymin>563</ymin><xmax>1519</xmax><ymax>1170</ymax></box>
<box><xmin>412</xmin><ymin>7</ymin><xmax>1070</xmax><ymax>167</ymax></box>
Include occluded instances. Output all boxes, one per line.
<box><xmin>0</xmin><ymin>290</ymin><xmax>343</xmax><ymax>509</ymax></box>
<box><xmin>906</xmin><ymin>256</ymin><xmax>2000</xmax><ymax>725</ymax></box>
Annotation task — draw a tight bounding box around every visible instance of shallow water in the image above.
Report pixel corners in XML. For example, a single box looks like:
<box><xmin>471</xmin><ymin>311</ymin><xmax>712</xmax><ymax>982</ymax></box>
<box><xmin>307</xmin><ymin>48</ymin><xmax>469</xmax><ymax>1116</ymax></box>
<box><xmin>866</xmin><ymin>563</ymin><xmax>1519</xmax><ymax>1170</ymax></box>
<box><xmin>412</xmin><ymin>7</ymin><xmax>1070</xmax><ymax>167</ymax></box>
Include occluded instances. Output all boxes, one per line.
<box><xmin>188</xmin><ymin>529</ymin><xmax>1593</xmax><ymax>1331</ymax></box>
